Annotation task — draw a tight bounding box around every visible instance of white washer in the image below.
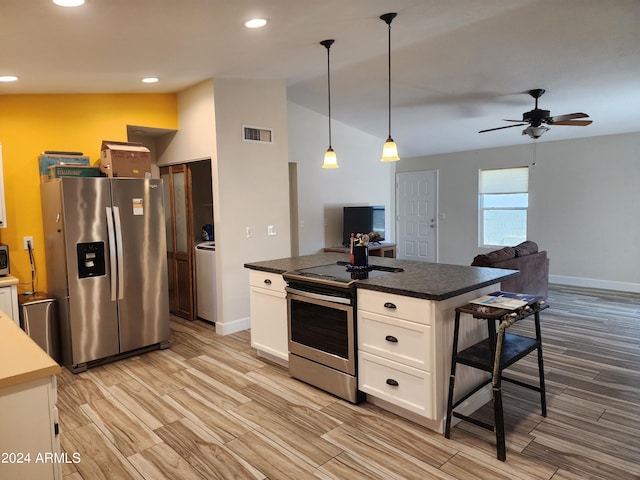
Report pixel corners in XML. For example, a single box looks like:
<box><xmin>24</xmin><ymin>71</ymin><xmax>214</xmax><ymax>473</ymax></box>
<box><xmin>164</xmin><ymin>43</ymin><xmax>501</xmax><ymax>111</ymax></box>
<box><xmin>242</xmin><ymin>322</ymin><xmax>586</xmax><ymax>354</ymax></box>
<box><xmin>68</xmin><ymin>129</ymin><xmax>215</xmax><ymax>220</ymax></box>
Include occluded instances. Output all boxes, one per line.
<box><xmin>195</xmin><ymin>241</ymin><xmax>216</xmax><ymax>323</ymax></box>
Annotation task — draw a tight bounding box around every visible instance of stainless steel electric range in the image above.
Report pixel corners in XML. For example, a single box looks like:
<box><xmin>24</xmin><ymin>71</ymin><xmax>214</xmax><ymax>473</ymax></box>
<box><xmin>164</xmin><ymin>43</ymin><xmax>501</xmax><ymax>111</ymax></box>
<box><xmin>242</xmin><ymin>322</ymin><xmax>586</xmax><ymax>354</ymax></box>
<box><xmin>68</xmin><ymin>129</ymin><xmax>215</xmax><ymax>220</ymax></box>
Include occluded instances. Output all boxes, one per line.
<box><xmin>283</xmin><ymin>262</ymin><xmax>401</xmax><ymax>403</ymax></box>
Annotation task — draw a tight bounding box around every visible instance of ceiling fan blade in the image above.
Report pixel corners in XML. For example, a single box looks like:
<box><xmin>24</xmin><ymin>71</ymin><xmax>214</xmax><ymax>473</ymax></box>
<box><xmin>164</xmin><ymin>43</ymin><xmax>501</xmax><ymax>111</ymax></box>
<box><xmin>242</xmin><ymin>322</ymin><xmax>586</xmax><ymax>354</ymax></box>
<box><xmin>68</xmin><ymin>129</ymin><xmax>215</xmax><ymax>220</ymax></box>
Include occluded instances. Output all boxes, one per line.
<box><xmin>479</xmin><ymin>124</ymin><xmax>526</xmax><ymax>133</ymax></box>
<box><xmin>550</xmin><ymin>120</ymin><xmax>593</xmax><ymax>126</ymax></box>
<box><xmin>502</xmin><ymin>119</ymin><xmax>525</xmax><ymax>122</ymax></box>
<box><xmin>549</xmin><ymin>112</ymin><xmax>589</xmax><ymax>122</ymax></box>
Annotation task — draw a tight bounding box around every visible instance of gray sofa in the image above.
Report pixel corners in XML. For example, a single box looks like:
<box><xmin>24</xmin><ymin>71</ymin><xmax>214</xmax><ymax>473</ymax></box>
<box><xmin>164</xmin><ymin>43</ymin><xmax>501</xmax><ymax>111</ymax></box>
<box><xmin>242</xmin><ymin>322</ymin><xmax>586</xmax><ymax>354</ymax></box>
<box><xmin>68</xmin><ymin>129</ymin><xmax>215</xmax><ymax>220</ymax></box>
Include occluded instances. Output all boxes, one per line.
<box><xmin>471</xmin><ymin>241</ymin><xmax>550</xmax><ymax>299</ymax></box>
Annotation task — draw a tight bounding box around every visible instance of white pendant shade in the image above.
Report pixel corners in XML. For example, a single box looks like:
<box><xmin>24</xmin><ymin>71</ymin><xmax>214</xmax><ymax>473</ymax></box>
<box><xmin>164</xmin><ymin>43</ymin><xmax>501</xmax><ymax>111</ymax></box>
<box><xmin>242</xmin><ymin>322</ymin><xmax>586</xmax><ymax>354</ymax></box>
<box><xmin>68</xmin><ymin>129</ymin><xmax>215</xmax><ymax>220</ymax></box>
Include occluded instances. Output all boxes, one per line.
<box><xmin>381</xmin><ymin>138</ymin><xmax>400</xmax><ymax>162</ymax></box>
<box><xmin>322</xmin><ymin>147</ymin><xmax>338</xmax><ymax>168</ymax></box>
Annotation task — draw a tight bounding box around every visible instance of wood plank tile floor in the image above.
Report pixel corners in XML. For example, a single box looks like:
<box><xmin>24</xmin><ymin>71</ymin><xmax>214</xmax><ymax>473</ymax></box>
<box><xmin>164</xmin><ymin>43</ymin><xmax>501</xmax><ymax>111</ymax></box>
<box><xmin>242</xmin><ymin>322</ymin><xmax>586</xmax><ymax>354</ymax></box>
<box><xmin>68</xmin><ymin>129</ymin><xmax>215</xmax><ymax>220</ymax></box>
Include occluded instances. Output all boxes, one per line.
<box><xmin>57</xmin><ymin>285</ymin><xmax>640</xmax><ymax>480</ymax></box>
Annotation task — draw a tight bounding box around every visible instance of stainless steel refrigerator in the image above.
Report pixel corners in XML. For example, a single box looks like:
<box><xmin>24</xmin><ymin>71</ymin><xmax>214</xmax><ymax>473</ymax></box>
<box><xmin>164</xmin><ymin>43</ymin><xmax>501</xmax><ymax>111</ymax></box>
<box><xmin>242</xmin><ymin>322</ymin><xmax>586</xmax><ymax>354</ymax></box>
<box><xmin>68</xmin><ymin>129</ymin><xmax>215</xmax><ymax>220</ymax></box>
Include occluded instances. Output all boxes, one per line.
<box><xmin>41</xmin><ymin>177</ymin><xmax>170</xmax><ymax>372</ymax></box>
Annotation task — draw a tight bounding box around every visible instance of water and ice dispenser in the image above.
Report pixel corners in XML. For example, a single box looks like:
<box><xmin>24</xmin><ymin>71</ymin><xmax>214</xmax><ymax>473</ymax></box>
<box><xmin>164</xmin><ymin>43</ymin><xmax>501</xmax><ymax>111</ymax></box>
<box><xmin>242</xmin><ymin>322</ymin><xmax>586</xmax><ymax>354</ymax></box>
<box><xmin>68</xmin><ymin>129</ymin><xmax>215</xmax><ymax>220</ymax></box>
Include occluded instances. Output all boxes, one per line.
<box><xmin>76</xmin><ymin>241</ymin><xmax>106</xmax><ymax>278</ymax></box>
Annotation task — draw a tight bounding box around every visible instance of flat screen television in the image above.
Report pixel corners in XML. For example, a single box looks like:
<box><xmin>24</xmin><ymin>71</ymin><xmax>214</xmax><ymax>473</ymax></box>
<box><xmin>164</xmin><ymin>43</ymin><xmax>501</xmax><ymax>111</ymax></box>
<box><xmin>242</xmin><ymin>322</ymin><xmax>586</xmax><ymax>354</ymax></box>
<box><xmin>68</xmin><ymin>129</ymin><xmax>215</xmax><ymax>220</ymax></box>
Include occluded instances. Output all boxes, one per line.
<box><xmin>342</xmin><ymin>206</ymin><xmax>385</xmax><ymax>246</ymax></box>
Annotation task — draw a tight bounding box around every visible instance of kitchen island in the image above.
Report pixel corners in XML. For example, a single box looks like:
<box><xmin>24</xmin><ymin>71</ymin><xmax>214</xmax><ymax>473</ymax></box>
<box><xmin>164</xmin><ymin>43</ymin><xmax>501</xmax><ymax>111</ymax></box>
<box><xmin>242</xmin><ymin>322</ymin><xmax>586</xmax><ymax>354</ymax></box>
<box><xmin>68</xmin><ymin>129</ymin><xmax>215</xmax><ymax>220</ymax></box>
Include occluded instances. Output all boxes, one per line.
<box><xmin>245</xmin><ymin>252</ymin><xmax>518</xmax><ymax>432</ymax></box>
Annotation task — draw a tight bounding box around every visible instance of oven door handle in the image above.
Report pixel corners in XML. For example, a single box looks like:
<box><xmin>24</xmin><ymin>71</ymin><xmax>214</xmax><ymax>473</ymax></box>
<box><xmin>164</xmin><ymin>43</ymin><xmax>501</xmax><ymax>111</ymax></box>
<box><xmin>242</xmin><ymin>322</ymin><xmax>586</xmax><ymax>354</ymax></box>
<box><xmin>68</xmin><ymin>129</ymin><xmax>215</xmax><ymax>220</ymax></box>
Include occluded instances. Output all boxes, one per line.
<box><xmin>285</xmin><ymin>286</ymin><xmax>352</xmax><ymax>305</ymax></box>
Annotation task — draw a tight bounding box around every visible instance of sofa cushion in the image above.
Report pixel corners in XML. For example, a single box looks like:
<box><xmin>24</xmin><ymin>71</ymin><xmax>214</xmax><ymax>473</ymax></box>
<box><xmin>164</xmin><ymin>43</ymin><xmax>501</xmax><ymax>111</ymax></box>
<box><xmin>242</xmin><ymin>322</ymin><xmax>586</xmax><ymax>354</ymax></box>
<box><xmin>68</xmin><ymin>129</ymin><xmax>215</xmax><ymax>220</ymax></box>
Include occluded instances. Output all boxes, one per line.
<box><xmin>471</xmin><ymin>246</ymin><xmax>516</xmax><ymax>267</ymax></box>
<box><xmin>491</xmin><ymin>251</ymin><xmax>549</xmax><ymax>299</ymax></box>
<box><xmin>514</xmin><ymin>240</ymin><xmax>538</xmax><ymax>257</ymax></box>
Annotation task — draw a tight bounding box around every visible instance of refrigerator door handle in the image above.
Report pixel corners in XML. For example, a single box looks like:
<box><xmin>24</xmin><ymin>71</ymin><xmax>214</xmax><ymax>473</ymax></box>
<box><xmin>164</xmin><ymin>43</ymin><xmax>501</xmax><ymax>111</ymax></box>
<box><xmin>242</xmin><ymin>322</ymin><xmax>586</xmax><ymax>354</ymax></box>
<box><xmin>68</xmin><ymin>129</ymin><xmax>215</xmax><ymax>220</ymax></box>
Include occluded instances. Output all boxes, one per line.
<box><xmin>113</xmin><ymin>206</ymin><xmax>125</xmax><ymax>300</ymax></box>
<box><xmin>106</xmin><ymin>207</ymin><xmax>118</xmax><ymax>302</ymax></box>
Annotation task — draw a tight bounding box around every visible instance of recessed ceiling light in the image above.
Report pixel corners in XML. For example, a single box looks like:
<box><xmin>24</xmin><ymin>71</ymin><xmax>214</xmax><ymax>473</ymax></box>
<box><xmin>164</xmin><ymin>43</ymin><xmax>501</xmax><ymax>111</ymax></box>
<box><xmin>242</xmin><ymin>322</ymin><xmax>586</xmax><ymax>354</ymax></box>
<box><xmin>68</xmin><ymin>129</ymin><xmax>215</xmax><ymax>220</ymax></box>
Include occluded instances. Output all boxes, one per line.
<box><xmin>142</xmin><ymin>77</ymin><xmax>159</xmax><ymax>84</ymax></box>
<box><xmin>244</xmin><ymin>18</ymin><xmax>268</xmax><ymax>29</ymax></box>
<box><xmin>0</xmin><ymin>76</ymin><xmax>18</xmax><ymax>83</ymax></box>
<box><xmin>53</xmin><ymin>0</ymin><xmax>85</xmax><ymax>7</ymax></box>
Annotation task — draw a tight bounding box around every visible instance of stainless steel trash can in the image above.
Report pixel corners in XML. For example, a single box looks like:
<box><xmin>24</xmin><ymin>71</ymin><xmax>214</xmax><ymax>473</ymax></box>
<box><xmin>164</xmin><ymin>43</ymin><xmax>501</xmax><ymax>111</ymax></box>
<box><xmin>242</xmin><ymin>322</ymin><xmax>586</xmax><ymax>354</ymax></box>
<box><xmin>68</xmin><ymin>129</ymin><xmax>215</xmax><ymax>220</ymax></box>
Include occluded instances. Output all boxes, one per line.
<box><xmin>18</xmin><ymin>292</ymin><xmax>59</xmax><ymax>363</ymax></box>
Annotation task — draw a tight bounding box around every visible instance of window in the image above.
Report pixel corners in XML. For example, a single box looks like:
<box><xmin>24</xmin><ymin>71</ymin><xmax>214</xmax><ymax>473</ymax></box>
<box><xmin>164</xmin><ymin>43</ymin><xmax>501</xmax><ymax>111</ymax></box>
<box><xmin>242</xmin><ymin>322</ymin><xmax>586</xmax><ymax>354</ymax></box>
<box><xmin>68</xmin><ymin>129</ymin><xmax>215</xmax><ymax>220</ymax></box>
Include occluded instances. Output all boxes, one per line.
<box><xmin>479</xmin><ymin>166</ymin><xmax>528</xmax><ymax>247</ymax></box>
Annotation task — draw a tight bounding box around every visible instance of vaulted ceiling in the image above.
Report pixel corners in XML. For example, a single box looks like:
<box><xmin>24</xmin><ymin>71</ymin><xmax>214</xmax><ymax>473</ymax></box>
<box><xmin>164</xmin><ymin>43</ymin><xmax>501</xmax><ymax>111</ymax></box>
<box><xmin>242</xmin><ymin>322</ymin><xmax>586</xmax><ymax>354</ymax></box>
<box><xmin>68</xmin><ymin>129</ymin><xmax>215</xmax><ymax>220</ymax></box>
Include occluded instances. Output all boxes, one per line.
<box><xmin>2</xmin><ymin>0</ymin><xmax>639</xmax><ymax>156</ymax></box>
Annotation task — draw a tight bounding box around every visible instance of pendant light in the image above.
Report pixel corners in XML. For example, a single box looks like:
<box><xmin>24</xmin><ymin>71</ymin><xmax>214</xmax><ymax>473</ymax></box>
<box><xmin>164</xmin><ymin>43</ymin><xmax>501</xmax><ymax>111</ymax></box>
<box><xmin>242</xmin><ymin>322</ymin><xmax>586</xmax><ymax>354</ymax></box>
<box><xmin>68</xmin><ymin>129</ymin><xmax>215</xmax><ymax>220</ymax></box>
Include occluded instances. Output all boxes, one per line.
<box><xmin>321</xmin><ymin>39</ymin><xmax>338</xmax><ymax>169</ymax></box>
<box><xmin>380</xmin><ymin>12</ymin><xmax>400</xmax><ymax>162</ymax></box>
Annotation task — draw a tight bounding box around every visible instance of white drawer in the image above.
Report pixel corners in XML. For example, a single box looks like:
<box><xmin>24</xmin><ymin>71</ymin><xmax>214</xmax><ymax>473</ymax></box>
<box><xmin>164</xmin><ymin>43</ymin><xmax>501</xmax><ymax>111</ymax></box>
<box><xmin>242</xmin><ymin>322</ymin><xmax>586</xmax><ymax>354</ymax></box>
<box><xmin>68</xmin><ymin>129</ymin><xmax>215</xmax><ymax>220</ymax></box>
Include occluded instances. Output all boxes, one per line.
<box><xmin>358</xmin><ymin>351</ymin><xmax>434</xmax><ymax>418</ymax></box>
<box><xmin>249</xmin><ymin>270</ymin><xmax>286</xmax><ymax>292</ymax></box>
<box><xmin>358</xmin><ymin>311</ymin><xmax>432</xmax><ymax>371</ymax></box>
<box><xmin>358</xmin><ymin>289</ymin><xmax>433</xmax><ymax>325</ymax></box>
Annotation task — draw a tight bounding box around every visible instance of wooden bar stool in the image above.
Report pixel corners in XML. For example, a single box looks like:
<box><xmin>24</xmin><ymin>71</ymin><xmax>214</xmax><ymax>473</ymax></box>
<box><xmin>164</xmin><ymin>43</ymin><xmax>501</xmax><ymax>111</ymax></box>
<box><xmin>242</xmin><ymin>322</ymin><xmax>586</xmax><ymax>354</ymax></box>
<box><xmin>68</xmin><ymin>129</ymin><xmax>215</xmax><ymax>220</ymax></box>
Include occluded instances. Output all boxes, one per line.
<box><xmin>444</xmin><ymin>292</ymin><xmax>548</xmax><ymax>461</ymax></box>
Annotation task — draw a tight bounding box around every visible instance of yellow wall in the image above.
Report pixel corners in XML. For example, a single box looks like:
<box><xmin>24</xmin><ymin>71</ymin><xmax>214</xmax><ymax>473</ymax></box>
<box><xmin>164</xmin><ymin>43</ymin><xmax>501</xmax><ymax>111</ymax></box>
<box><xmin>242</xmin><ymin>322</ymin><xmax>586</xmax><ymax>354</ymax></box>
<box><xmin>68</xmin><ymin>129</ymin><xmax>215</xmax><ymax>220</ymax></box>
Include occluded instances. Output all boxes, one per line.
<box><xmin>0</xmin><ymin>93</ymin><xmax>178</xmax><ymax>293</ymax></box>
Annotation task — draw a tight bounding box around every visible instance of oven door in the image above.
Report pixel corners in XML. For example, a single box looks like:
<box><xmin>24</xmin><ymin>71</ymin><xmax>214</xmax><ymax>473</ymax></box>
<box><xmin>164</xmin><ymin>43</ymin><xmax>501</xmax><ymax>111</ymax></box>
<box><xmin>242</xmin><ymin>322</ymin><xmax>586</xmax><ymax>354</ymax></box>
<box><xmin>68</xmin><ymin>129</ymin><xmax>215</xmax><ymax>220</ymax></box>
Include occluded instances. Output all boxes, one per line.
<box><xmin>286</xmin><ymin>286</ymin><xmax>355</xmax><ymax>375</ymax></box>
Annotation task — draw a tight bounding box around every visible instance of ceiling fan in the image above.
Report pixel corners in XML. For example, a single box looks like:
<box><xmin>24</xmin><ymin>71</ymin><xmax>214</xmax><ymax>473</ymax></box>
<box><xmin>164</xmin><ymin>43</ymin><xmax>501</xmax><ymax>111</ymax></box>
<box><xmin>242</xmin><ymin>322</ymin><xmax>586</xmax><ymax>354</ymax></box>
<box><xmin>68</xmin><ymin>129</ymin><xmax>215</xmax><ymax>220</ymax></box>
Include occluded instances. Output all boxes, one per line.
<box><xmin>479</xmin><ymin>89</ymin><xmax>592</xmax><ymax>138</ymax></box>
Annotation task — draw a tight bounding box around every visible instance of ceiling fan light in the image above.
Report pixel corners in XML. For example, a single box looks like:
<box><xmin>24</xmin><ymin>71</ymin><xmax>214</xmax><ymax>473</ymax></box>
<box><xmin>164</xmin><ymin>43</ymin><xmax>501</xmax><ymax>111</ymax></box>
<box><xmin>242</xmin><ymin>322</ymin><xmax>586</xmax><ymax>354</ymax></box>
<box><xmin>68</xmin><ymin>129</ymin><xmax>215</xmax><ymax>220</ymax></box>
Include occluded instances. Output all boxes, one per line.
<box><xmin>381</xmin><ymin>138</ymin><xmax>400</xmax><ymax>162</ymax></box>
<box><xmin>523</xmin><ymin>125</ymin><xmax>549</xmax><ymax>139</ymax></box>
<box><xmin>322</xmin><ymin>147</ymin><xmax>338</xmax><ymax>168</ymax></box>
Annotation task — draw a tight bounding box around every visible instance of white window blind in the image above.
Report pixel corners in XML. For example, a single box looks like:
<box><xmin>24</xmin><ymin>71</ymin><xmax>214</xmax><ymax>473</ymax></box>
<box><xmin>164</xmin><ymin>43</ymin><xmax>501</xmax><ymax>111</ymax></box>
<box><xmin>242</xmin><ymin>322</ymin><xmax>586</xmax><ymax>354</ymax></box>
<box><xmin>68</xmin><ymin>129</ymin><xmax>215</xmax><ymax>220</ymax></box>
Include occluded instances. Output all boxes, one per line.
<box><xmin>479</xmin><ymin>167</ymin><xmax>528</xmax><ymax>194</ymax></box>
<box><xmin>478</xmin><ymin>166</ymin><xmax>529</xmax><ymax>247</ymax></box>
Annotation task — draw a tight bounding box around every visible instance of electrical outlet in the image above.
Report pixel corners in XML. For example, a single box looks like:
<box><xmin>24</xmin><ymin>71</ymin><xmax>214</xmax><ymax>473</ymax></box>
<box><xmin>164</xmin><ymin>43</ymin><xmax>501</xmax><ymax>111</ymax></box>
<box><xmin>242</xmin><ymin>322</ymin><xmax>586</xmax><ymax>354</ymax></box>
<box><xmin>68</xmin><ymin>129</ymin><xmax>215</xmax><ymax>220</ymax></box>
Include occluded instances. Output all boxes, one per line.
<box><xmin>267</xmin><ymin>225</ymin><xmax>276</xmax><ymax>236</ymax></box>
<box><xmin>24</xmin><ymin>236</ymin><xmax>34</xmax><ymax>250</ymax></box>
<box><xmin>246</xmin><ymin>227</ymin><xmax>252</xmax><ymax>238</ymax></box>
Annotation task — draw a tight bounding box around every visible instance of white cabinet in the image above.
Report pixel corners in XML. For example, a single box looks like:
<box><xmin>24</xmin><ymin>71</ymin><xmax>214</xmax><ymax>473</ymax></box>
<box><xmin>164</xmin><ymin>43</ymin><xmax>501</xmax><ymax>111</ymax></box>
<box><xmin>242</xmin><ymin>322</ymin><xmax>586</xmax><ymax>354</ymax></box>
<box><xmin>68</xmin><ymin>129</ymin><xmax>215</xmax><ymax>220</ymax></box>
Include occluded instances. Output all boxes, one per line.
<box><xmin>0</xmin><ymin>376</ymin><xmax>61</xmax><ymax>480</ymax></box>
<box><xmin>358</xmin><ymin>287</ymin><xmax>493</xmax><ymax>432</ymax></box>
<box><xmin>0</xmin><ymin>314</ymin><xmax>62</xmax><ymax>480</ymax></box>
<box><xmin>0</xmin><ymin>275</ymin><xmax>19</xmax><ymax>325</ymax></box>
<box><xmin>249</xmin><ymin>270</ymin><xmax>288</xmax><ymax>363</ymax></box>
<box><xmin>357</xmin><ymin>289</ymin><xmax>436</xmax><ymax>418</ymax></box>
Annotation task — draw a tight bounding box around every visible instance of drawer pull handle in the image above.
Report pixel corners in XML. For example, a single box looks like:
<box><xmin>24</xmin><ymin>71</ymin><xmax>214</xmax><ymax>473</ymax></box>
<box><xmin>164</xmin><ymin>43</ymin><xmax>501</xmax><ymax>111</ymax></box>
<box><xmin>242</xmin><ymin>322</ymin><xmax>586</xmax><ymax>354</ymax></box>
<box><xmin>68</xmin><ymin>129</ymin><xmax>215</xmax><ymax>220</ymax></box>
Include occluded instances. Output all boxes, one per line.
<box><xmin>264</xmin><ymin>279</ymin><xmax>272</xmax><ymax>285</ymax></box>
<box><xmin>384</xmin><ymin>302</ymin><xmax>397</xmax><ymax>309</ymax></box>
<box><xmin>385</xmin><ymin>335</ymin><xmax>398</xmax><ymax>343</ymax></box>
<box><xmin>386</xmin><ymin>378</ymin><xmax>399</xmax><ymax>387</ymax></box>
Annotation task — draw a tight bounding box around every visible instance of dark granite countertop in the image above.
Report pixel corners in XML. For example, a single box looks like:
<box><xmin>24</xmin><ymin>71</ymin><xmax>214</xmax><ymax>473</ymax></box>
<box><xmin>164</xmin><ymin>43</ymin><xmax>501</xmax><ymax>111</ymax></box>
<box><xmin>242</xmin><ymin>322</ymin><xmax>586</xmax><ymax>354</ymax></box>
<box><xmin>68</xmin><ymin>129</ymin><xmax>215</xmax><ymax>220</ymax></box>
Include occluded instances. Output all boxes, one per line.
<box><xmin>245</xmin><ymin>252</ymin><xmax>518</xmax><ymax>301</ymax></box>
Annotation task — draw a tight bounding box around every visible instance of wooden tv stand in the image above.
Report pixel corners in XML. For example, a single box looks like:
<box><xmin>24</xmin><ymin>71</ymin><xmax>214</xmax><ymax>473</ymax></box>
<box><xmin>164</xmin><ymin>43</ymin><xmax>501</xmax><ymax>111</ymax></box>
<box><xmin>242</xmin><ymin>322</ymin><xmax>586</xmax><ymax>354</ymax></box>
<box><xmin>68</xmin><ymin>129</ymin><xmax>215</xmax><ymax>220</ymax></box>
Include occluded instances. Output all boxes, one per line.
<box><xmin>324</xmin><ymin>242</ymin><xmax>397</xmax><ymax>258</ymax></box>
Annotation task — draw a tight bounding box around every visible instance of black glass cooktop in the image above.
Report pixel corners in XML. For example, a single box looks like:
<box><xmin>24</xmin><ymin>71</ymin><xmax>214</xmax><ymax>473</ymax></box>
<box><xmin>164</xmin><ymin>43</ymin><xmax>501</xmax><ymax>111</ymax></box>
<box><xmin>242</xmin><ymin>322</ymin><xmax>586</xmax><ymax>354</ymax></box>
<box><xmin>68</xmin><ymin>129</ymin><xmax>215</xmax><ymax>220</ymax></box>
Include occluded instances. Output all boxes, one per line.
<box><xmin>284</xmin><ymin>262</ymin><xmax>402</xmax><ymax>286</ymax></box>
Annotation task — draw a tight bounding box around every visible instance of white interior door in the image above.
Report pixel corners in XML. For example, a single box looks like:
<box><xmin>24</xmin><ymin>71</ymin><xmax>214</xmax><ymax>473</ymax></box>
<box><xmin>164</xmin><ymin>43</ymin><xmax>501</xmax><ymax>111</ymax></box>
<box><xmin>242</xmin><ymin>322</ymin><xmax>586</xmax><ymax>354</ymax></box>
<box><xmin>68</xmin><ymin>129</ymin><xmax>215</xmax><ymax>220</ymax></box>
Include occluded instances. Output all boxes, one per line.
<box><xmin>396</xmin><ymin>170</ymin><xmax>438</xmax><ymax>262</ymax></box>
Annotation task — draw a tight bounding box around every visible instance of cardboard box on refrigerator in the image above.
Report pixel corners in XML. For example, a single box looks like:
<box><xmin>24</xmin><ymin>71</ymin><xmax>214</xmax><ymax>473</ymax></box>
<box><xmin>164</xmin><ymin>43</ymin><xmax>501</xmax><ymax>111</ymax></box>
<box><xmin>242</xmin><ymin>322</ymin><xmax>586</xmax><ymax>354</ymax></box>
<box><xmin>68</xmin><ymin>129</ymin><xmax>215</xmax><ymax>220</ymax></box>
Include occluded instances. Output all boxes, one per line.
<box><xmin>48</xmin><ymin>164</ymin><xmax>102</xmax><ymax>180</ymax></box>
<box><xmin>100</xmin><ymin>141</ymin><xmax>152</xmax><ymax>178</ymax></box>
<box><xmin>39</xmin><ymin>153</ymin><xmax>90</xmax><ymax>183</ymax></box>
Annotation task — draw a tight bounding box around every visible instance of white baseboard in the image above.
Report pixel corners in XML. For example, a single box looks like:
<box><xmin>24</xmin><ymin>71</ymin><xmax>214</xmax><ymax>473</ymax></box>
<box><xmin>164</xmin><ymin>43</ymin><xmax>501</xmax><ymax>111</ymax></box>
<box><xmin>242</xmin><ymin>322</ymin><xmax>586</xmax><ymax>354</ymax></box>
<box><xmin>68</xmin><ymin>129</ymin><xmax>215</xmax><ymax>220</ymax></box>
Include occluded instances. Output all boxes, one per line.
<box><xmin>215</xmin><ymin>316</ymin><xmax>250</xmax><ymax>336</ymax></box>
<box><xmin>549</xmin><ymin>274</ymin><xmax>640</xmax><ymax>293</ymax></box>
<box><xmin>256</xmin><ymin>350</ymin><xmax>289</xmax><ymax>368</ymax></box>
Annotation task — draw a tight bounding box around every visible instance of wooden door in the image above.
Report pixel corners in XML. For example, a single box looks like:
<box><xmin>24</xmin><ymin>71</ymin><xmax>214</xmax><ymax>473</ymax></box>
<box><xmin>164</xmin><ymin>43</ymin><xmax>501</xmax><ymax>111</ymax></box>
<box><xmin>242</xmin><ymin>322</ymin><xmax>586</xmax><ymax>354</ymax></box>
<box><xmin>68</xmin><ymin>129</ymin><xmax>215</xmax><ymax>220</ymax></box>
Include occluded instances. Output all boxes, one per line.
<box><xmin>161</xmin><ymin>164</ymin><xmax>196</xmax><ymax>320</ymax></box>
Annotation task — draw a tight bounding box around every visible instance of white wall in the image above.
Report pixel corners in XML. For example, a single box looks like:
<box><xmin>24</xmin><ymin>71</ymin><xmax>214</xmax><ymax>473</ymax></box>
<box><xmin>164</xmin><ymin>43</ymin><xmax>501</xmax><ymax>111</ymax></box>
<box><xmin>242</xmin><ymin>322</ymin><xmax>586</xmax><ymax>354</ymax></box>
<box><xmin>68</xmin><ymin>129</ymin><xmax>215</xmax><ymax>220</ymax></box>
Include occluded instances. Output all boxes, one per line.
<box><xmin>397</xmin><ymin>132</ymin><xmax>640</xmax><ymax>292</ymax></box>
<box><xmin>156</xmin><ymin>79</ymin><xmax>217</xmax><ymax>164</ymax></box>
<box><xmin>155</xmin><ymin>79</ymin><xmax>291</xmax><ymax>334</ymax></box>
<box><xmin>287</xmin><ymin>102</ymin><xmax>394</xmax><ymax>254</ymax></box>
<box><xmin>214</xmin><ymin>78</ymin><xmax>292</xmax><ymax>333</ymax></box>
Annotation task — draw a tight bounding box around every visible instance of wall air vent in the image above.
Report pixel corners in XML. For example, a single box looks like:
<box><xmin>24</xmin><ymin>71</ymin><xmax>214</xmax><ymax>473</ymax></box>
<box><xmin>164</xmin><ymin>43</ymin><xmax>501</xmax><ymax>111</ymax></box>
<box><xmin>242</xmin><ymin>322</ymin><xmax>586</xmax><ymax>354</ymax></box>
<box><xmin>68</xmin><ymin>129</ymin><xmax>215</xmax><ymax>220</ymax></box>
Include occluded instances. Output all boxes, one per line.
<box><xmin>243</xmin><ymin>125</ymin><xmax>273</xmax><ymax>144</ymax></box>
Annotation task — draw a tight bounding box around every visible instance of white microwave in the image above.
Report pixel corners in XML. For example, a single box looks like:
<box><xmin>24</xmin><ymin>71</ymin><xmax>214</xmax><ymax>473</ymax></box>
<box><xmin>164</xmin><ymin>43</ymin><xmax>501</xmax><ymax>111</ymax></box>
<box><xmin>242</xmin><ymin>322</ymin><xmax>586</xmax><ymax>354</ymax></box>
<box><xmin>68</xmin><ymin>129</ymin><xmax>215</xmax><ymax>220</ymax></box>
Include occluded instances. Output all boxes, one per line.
<box><xmin>0</xmin><ymin>244</ymin><xmax>9</xmax><ymax>276</ymax></box>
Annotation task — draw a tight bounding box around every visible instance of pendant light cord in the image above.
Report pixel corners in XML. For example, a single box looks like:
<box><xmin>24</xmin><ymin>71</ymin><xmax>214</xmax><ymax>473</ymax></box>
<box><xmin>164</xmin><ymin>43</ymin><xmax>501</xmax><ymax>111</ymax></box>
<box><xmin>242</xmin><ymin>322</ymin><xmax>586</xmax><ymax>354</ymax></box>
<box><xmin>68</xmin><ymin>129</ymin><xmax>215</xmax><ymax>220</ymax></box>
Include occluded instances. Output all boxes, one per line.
<box><xmin>387</xmin><ymin>20</ymin><xmax>391</xmax><ymax>139</ymax></box>
<box><xmin>320</xmin><ymin>39</ymin><xmax>335</xmax><ymax>149</ymax></box>
<box><xmin>380</xmin><ymin>13</ymin><xmax>397</xmax><ymax>141</ymax></box>
<box><xmin>327</xmin><ymin>44</ymin><xmax>332</xmax><ymax>147</ymax></box>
